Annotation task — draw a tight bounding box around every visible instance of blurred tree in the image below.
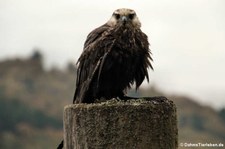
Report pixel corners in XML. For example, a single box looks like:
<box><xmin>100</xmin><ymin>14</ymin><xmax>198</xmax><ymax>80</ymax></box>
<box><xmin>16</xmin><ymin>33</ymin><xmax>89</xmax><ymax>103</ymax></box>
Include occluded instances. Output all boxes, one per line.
<box><xmin>28</xmin><ymin>48</ymin><xmax>44</xmax><ymax>74</ymax></box>
<box><xmin>0</xmin><ymin>97</ymin><xmax>62</xmax><ymax>132</ymax></box>
<box><xmin>190</xmin><ymin>114</ymin><xmax>205</xmax><ymax>131</ymax></box>
<box><xmin>31</xmin><ymin>48</ymin><xmax>43</xmax><ymax>61</ymax></box>
<box><xmin>67</xmin><ymin>62</ymin><xmax>77</xmax><ymax>74</ymax></box>
<box><xmin>219</xmin><ymin>108</ymin><xmax>225</xmax><ymax>123</ymax></box>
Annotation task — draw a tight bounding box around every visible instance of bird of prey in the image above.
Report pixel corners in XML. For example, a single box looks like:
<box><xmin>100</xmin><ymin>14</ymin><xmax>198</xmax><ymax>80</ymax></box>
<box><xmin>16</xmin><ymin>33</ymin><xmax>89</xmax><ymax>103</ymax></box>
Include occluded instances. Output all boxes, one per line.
<box><xmin>73</xmin><ymin>8</ymin><xmax>153</xmax><ymax>104</ymax></box>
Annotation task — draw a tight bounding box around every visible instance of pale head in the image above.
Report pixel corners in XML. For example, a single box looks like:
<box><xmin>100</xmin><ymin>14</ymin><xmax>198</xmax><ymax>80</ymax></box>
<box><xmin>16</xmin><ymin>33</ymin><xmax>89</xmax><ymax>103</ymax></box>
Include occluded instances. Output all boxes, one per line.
<box><xmin>107</xmin><ymin>8</ymin><xmax>141</xmax><ymax>28</ymax></box>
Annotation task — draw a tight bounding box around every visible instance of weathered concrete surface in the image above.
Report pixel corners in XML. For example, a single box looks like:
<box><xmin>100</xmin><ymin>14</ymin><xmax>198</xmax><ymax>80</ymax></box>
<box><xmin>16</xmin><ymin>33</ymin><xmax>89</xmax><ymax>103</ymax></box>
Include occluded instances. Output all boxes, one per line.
<box><xmin>63</xmin><ymin>96</ymin><xmax>177</xmax><ymax>149</ymax></box>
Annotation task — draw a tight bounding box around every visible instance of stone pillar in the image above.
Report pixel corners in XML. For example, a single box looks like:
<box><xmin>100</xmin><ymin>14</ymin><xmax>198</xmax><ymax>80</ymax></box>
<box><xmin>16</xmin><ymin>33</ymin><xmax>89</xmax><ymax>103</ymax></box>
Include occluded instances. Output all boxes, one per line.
<box><xmin>63</xmin><ymin>97</ymin><xmax>177</xmax><ymax>149</ymax></box>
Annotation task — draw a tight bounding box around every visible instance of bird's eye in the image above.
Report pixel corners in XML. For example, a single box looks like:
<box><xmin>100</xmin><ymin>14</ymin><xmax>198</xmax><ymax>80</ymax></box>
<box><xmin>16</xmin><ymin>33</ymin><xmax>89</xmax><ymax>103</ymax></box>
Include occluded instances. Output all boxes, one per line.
<box><xmin>128</xmin><ymin>13</ymin><xmax>135</xmax><ymax>20</ymax></box>
<box><xmin>114</xmin><ymin>13</ymin><xmax>120</xmax><ymax>20</ymax></box>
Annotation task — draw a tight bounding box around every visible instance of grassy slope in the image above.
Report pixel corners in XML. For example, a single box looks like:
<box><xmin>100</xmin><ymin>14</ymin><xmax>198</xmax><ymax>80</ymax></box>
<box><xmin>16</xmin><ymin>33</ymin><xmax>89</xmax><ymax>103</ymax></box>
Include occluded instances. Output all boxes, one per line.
<box><xmin>0</xmin><ymin>56</ymin><xmax>224</xmax><ymax>148</ymax></box>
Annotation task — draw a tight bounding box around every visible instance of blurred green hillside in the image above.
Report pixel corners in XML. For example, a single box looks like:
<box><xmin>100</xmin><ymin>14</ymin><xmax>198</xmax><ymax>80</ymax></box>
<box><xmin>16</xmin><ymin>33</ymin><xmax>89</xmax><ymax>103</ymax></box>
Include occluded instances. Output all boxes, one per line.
<box><xmin>0</xmin><ymin>51</ymin><xmax>224</xmax><ymax>149</ymax></box>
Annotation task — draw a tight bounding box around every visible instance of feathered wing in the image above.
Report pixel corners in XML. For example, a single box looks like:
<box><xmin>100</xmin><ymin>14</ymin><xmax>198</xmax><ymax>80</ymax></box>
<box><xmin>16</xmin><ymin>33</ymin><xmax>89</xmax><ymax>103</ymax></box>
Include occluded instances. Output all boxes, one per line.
<box><xmin>134</xmin><ymin>30</ymin><xmax>153</xmax><ymax>89</ymax></box>
<box><xmin>73</xmin><ymin>24</ymin><xmax>153</xmax><ymax>103</ymax></box>
<box><xmin>73</xmin><ymin>24</ymin><xmax>113</xmax><ymax>103</ymax></box>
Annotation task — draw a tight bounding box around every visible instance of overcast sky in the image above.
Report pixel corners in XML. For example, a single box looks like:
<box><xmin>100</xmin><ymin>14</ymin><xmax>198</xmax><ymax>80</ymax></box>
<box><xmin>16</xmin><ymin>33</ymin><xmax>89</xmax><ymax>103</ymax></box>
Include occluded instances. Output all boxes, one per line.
<box><xmin>0</xmin><ymin>0</ymin><xmax>225</xmax><ymax>108</ymax></box>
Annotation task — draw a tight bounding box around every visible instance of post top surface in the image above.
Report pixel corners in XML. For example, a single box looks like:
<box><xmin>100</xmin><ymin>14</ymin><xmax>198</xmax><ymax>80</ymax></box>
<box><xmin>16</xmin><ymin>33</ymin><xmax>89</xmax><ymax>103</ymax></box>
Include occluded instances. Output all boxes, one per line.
<box><xmin>65</xmin><ymin>96</ymin><xmax>175</xmax><ymax>110</ymax></box>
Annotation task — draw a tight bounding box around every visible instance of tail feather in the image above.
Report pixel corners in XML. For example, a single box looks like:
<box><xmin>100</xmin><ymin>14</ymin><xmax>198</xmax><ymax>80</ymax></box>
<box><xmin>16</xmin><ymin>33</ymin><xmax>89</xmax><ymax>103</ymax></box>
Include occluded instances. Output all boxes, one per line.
<box><xmin>57</xmin><ymin>140</ymin><xmax>63</xmax><ymax>149</ymax></box>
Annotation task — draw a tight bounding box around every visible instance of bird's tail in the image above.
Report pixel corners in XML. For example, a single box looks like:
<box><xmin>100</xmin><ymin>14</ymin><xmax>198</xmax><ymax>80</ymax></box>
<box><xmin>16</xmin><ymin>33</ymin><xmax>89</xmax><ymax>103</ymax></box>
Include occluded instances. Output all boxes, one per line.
<box><xmin>57</xmin><ymin>140</ymin><xmax>63</xmax><ymax>149</ymax></box>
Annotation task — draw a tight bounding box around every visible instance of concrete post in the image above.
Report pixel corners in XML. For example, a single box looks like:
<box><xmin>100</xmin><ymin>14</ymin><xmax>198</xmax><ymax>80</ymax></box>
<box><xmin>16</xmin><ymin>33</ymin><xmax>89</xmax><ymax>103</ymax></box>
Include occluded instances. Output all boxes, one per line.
<box><xmin>63</xmin><ymin>97</ymin><xmax>177</xmax><ymax>149</ymax></box>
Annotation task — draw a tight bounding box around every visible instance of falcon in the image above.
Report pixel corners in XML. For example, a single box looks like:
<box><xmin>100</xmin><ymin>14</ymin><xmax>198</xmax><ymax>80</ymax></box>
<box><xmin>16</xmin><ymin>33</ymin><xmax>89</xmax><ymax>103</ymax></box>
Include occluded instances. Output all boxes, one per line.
<box><xmin>73</xmin><ymin>8</ymin><xmax>153</xmax><ymax>103</ymax></box>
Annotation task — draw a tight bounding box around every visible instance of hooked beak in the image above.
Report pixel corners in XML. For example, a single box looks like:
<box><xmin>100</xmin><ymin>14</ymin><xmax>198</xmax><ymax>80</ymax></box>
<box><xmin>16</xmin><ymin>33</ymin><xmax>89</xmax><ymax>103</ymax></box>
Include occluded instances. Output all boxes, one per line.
<box><xmin>121</xmin><ymin>16</ymin><xmax>128</xmax><ymax>22</ymax></box>
<box><xmin>120</xmin><ymin>16</ymin><xmax>128</xmax><ymax>25</ymax></box>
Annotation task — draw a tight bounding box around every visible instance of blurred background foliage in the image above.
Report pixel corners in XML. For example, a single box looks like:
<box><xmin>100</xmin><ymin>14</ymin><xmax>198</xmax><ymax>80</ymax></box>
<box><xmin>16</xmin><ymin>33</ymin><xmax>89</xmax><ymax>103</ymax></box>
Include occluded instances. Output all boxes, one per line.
<box><xmin>0</xmin><ymin>51</ymin><xmax>224</xmax><ymax>149</ymax></box>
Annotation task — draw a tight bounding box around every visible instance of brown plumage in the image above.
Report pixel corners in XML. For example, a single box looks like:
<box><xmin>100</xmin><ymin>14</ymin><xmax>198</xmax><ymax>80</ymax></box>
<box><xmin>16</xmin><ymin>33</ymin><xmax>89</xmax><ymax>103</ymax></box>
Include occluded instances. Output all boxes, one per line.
<box><xmin>73</xmin><ymin>8</ymin><xmax>153</xmax><ymax>103</ymax></box>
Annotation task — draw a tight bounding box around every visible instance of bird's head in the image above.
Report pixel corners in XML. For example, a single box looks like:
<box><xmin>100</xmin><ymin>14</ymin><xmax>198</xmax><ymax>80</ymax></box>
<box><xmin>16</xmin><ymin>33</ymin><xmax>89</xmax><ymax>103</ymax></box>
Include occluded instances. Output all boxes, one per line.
<box><xmin>107</xmin><ymin>8</ymin><xmax>141</xmax><ymax>28</ymax></box>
